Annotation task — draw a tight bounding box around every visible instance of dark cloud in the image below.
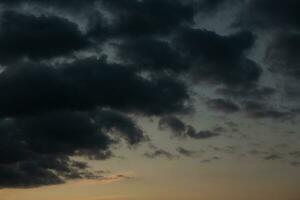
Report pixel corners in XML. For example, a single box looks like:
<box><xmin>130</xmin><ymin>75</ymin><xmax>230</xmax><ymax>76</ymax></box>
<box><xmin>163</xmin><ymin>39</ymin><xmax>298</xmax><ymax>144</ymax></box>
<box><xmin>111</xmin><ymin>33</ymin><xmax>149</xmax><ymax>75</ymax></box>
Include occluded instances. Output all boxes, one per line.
<box><xmin>0</xmin><ymin>109</ymin><xmax>149</xmax><ymax>188</ymax></box>
<box><xmin>0</xmin><ymin>11</ymin><xmax>89</xmax><ymax>64</ymax></box>
<box><xmin>266</xmin><ymin>32</ymin><xmax>300</xmax><ymax>80</ymax></box>
<box><xmin>96</xmin><ymin>0</ymin><xmax>195</xmax><ymax>38</ymax></box>
<box><xmin>116</xmin><ymin>29</ymin><xmax>260</xmax><ymax>85</ymax></box>
<box><xmin>60</xmin><ymin>58</ymin><xmax>191</xmax><ymax>116</ymax></box>
<box><xmin>236</xmin><ymin>0</ymin><xmax>300</xmax><ymax>31</ymax></box>
<box><xmin>0</xmin><ymin>1</ymin><xmax>198</xmax><ymax>186</ymax></box>
<box><xmin>0</xmin><ymin>58</ymin><xmax>190</xmax><ymax>117</ymax></box>
<box><xmin>16</xmin><ymin>111</ymin><xmax>111</xmax><ymax>155</ymax></box>
<box><xmin>173</xmin><ymin>28</ymin><xmax>261</xmax><ymax>86</ymax></box>
<box><xmin>0</xmin><ymin>0</ymin><xmax>98</xmax><ymax>11</ymax></box>
<box><xmin>216</xmin><ymin>86</ymin><xmax>276</xmax><ymax>100</ymax></box>
<box><xmin>3</xmin><ymin>0</ymin><xmax>239</xmax><ymax>42</ymax></box>
<box><xmin>284</xmin><ymin>85</ymin><xmax>300</xmax><ymax>100</ymax></box>
<box><xmin>0</xmin><ymin>0</ymin><xmax>240</xmax><ymax>16</ymax></box>
<box><xmin>236</xmin><ymin>0</ymin><xmax>300</xmax><ymax>101</ymax></box>
<box><xmin>0</xmin><ymin>0</ymin><xmax>291</xmax><ymax>189</ymax></box>
<box><xmin>0</xmin><ymin>55</ymin><xmax>190</xmax><ymax>187</ymax></box>
<box><xmin>86</xmin><ymin>11</ymin><xmax>111</xmax><ymax>42</ymax></box>
<box><xmin>0</xmin><ymin>111</ymin><xmax>109</xmax><ymax>188</ymax></box>
<box><xmin>198</xmin><ymin>0</ymin><xmax>227</xmax><ymax>12</ymax></box>
<box><xmin>115</xmin><ymin>27</ymin><xmax>261</xmax><ymax>87</ymax></box>
<box><xmin>206</xmin><ymin>99</ymin><xmax>240</xmax><ymax>113</ymax></box>
<box><xmin>116</xmin><ymin>37</ymin><xmax>186</xmax><ymax>73</ymax></box>
<box><xmin>197</xmin><ymin>0</ymin><xmax>244</xmax><ymax>13</ymax></box>
<box><xmin>0</xmin><ymin>156</ymin><xmax>102</xmax><ymax>188</ymax></box>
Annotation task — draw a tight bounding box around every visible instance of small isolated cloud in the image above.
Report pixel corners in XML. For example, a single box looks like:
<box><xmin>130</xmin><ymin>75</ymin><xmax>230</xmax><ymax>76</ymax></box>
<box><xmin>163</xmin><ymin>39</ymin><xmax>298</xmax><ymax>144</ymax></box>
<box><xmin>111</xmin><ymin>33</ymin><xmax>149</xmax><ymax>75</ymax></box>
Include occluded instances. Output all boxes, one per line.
<box><xmin>206</xmin><ymin>98</ymin><xmax>240</xmax><ymax>114</ymax></box>
<box><xmin>159</xmin><ymin>116</ymin><xmax>219</xmax><ymax>140</ymax></box>
<box><xmin>69</xmin><ymin>173</ymin><xmax>133</xmax><ymax>186</ymax></box>
<box><xmin>290</xmin><ymin>161</ymin><xmax>300</xmax><ymax>167</ymax></box>
<box><xmin>242</xmin><ymin>101</ymin><xmax>292</xmax><ymax>120</ymax></box>
<box><xmin>216</xmin><ymin>86</ymin><xmax>276</xmax><ymax>100</ymax></box>
<box><xmin>176</xmin><ymin>147</ymin><xmax>197</xmax><ymax>157</ymax></box>
<box><xmin>263</xmin><ymin>154</ymin><xmax>282</xmax><ymax>161</ymax></box>
<box><xmin>289</xmin><ymin>151</ymin><xmax>300</xmax><ymax>158</ymax></box>
<box><xmin>158</xmin><ymin>116</ymin><xmax>187</xmax><ymax>138</ymax></box>
<box><xmin>186</xmin><ymin>126</ymin><xmax>219</xmax><ymax>139</ymax></box>
<box><xmin>144</xmin><ymin>149</ymin><xmax>179</xmax><ymax>160</ymax></box>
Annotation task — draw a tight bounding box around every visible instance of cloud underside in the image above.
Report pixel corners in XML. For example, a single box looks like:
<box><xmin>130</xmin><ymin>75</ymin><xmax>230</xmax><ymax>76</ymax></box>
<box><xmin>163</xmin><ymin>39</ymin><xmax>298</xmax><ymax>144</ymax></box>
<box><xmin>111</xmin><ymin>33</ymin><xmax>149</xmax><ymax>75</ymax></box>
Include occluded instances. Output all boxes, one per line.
<box><xmin>0</xmin><ymin>0</ymin><xmax>298</xmax><ymax>188</ymax></box>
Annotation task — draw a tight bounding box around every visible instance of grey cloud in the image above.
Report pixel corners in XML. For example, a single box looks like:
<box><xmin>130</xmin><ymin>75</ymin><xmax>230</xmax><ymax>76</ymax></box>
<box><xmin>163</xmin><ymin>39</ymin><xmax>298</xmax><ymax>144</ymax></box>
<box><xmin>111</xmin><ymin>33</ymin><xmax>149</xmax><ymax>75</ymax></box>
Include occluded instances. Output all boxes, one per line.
<box><xmin>176</xmin><ymin>147</ymin><xmax>197</xmax><ymax>157</ymax></box>
<box><xmin>242</xmin><ymin>101</ymin><xmax>292</xmax><ymax>120</ymax></box>
<box><xmin>159</xmin><ymin>116</ymin><xmax>219</xmax><ymax>139</ymax></box>
<box><xmin>206</xmin><ymin>99</ymin><xmax>240</xmax><ymax>113</ymax></box>
<box><xmin>144</xmin><ymin>149</ymin><xmax>179</xmax><ymax>160</ymax></box>
<box><xmin>158</xmin><ymin>116</ymin><xmax>187</xmax><ymax>138</ymax></box>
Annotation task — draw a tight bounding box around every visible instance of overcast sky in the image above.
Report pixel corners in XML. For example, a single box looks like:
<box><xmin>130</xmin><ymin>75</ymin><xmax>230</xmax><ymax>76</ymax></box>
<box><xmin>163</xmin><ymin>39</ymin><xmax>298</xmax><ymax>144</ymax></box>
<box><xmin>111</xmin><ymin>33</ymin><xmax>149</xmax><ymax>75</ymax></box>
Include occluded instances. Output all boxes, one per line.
<box><xmin>0</xmin><ymin>0</ymin><xmax>300</xmax><ymax>200</ymax></box>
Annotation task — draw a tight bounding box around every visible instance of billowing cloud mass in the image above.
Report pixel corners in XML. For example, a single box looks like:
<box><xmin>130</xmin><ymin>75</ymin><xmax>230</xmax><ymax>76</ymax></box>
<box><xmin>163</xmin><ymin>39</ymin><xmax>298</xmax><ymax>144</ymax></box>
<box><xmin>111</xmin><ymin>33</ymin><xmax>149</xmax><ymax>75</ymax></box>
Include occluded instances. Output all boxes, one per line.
<box><xmin>0</xmin><ymin>0</ymin><xmax>98</xmax><ymax>10</ymax></box>
<box><xmin>236</xmin><ymin>0</ymin><xmax>300</xmax><ymax>31</ymax></box>
<box><xmin>266</xmin><ymin>32</ymin><xmax>300</xmax><ymax>79</ymax></box>
<box><xmin>0</xmin><ymin>58</ymin><xmax>190</xmax><ymax>117</ymax></box>
<box><xmin>0</xmin><ymin>11</ymin><xmax>90</xmax><ymax>64</ymax></box>
<box><xmin>173</xmin><ymin>28</ymin><xmax>261</xmax><ymax>86</ymax></box>
<box><xmin>104</xmin><ymin>0</ymin><xmax>195</xmax><ymax>36</ymax></box>
<box><xmin>237</xmin><ymin>0</ymin><xmax>300</xmax><ymax>84</ymax></box>
<box><xmin>0</xmin><ymin>0</ymin><xmax>299</xmax><ymax>189</ymax></box>
<box><xmin>0</xmin><ymin>109</ymin><xmax>150</xmax><ymax>188</ymax></box>
<box><xmin>0</xmin><ymin>111</ymin><xmax>106</xmax><ymax>188</ymax></box>
<box><xmin>117</xmin><ymin>28</ymin><xmax>261</xmax><ymax>87</ymax></box>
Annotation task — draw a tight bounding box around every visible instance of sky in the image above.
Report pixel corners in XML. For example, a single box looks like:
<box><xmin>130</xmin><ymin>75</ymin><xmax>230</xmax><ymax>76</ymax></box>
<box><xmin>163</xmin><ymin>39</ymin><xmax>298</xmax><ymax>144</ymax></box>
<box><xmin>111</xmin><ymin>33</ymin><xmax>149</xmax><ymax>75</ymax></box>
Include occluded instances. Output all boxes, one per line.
<box><xmin>0</xmin><ymin>0</ymin><xmax>300</xmax><ymax>200</ymax></box>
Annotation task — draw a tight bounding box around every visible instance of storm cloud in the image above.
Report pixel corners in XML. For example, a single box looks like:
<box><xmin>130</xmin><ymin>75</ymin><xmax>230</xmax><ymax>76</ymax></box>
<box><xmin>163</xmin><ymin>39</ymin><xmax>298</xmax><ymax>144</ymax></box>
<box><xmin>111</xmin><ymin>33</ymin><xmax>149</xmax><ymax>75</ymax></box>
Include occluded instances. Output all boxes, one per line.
<box><xmin>0</xmin><ymin>11</ymin><xmax>89</xmax><ymax>64</ymax></box>
<box><xmin>0</xmin><ymin>58</ymin><xmax>190</xmax><ymax>117</ymax></box>
<box><xmin>236</xmin><ymin>0</ymin><xmax>300</xmax><ymax>31</ymax></box>
<box><xmin>237</xmin><ymin>0</ymin><xmax>300</xmax><ymax>98</ymax></box>
<box><xmin>0</xmin><ymin>109</ymin><xmax>148</xmax><ymax>188</ymax></box>
<box><xmin>173</xmin><ymin>28</ymin><xmax>261</xmax><ymax>86</ymax></box>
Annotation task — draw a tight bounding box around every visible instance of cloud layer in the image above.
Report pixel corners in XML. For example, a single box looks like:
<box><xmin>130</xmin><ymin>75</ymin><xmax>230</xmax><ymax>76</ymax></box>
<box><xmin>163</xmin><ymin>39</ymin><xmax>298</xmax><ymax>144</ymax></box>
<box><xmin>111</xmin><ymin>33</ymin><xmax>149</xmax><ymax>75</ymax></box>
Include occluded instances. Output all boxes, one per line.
<box><xmin>0</xmin><ymin>0</ymin><xmax>299</xmax><ymax>188</ymax></box>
